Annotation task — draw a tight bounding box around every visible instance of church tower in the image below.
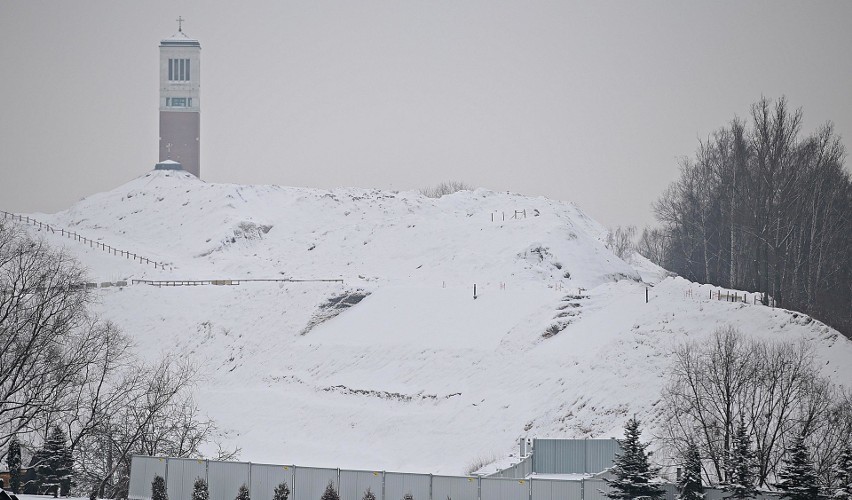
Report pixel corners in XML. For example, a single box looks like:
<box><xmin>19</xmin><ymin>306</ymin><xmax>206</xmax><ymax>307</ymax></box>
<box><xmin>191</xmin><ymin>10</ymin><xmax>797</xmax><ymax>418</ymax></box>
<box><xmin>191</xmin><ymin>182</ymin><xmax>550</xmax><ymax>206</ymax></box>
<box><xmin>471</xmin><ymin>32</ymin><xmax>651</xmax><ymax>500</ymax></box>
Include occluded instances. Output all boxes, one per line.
<box><xmin>158</xmin><ymin>18</ymin><xmax>201</xmax><ymax>177</ymax></box>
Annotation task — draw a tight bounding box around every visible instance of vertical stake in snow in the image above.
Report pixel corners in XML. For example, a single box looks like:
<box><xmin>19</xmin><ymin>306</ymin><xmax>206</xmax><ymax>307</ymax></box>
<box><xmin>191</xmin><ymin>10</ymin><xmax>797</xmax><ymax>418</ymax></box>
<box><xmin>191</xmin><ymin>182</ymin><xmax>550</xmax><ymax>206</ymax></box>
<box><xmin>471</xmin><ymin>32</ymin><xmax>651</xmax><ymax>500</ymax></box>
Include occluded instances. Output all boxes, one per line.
<box><xmin>645</xmin><ymin>287</ymin><xmax>648</xmax><ymax>304</ymax></box>
<box><xmin>473</xmin><ymin>284</ymin><xmax>477</xmax><ymax>300</ymax></box>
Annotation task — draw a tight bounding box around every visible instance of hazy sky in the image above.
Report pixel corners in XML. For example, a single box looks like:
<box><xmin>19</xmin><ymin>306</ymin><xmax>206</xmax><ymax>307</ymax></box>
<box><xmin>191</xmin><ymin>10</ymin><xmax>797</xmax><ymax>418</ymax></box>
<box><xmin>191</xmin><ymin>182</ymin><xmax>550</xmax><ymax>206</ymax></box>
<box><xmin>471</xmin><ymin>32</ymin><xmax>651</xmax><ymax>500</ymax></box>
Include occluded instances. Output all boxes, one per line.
<box><xmin>2</xmin><ymin>1</ymin><xmax>851</xmax><ymax>229</ymax></box>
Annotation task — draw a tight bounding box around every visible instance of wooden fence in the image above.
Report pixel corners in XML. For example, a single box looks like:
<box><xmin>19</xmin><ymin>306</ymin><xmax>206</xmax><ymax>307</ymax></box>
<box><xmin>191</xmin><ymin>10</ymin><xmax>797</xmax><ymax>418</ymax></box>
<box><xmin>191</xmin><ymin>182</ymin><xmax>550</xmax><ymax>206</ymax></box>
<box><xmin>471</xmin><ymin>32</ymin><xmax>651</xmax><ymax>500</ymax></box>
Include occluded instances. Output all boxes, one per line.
<box><xmin>2</xmin><ymin>210</ymin><xmax>172</xmax><ymax>270</ymax></box>
<box><xmin>132</xmin><ymin>278</ymin><xmax>344</xmax><ymax>287</ymax></box>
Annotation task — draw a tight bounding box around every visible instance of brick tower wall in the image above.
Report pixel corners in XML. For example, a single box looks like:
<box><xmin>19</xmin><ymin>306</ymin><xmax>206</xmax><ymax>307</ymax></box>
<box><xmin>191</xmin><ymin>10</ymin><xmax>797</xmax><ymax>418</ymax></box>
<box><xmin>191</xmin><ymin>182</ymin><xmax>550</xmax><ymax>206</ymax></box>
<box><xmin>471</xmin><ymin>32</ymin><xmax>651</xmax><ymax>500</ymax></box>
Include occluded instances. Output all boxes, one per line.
<box><xmin>159</xmin><ymin>111</ymin><xmax>200</xmax><ymax>177</ymax></box>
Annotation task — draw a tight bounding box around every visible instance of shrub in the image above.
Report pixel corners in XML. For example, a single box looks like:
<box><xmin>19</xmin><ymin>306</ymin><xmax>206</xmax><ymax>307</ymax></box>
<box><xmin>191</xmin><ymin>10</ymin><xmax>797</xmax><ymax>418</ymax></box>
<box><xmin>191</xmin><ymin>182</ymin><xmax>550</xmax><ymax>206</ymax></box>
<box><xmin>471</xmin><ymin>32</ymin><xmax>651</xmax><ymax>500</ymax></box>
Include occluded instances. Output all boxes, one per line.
<box><xmin>320</xmin><ymin>482</ymin><xmax>339</xmax><ymax>500</ymax></box>
<box><xmin>273</xmin><ymin>482</ymin><xmax>290</xmax><ymax>500</ymax></box>
<box><xmin>419</xmin><ymin>181</ymin><xmax>473</xmax><ymax>198</ymax></box>
<box><xmin>193</xmin><ymin>478</ymin><xmax>209</xmax><ymax>500</ymax></box>
<box><xmin>236</xmin><ymin>484</ymin><xmax>250</xmax><ymax>500</ymax></box>
<box><xmin>152</xmin><ymin>475</ymin><xmax>168</xmax><ymax>500</ymax></box>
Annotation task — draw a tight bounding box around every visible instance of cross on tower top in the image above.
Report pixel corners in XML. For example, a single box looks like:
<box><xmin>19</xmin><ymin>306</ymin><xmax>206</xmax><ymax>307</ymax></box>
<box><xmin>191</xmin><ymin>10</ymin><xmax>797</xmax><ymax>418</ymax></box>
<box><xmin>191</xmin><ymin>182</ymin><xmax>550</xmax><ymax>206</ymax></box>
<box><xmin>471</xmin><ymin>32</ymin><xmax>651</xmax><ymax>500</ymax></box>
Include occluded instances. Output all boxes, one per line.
<box><xmin>176</xmin><ymin>16</ymin><xmax>185</xmax><ymax>32</ymax></box>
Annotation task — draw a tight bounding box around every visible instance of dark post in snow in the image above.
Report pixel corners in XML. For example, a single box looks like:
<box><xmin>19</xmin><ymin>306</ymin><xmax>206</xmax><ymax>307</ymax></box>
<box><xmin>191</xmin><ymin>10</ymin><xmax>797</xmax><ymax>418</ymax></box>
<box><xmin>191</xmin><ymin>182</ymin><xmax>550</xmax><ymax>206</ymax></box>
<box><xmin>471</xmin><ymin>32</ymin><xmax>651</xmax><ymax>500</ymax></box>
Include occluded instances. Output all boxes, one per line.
<box><xmin>645</xmin><ymin>287</ymin><xmax>649</xmax><ymax>304</ymax></box>
<box><xmin>473</xmin><ymin>284</ymin><xmax>477</xmax><ymax>300</ymax></box>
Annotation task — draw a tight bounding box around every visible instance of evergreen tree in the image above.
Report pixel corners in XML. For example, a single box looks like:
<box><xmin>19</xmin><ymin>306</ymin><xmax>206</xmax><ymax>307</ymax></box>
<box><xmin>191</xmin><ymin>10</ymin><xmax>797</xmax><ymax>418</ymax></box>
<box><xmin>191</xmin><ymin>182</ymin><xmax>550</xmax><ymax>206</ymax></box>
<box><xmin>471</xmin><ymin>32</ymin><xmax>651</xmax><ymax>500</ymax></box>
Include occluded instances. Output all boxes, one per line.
<box><xmin>774</xmin><ymin>434</ymin><xmax>821</xmax><ymax>500</ymax></box>
<box><xmin>193</xmin><ymin>478</ymin><xmax>209</xmax><ymax>500</ymax></box>
<box><xmin>677</xmin><ymin>441</ymin><xmax>704</xmax><ymax>500</ymax></box>
<box><xmin>834</xmin><ymin>446</ymin><xmax>852</xmax><ymax>500</ymax></box>
<box><xmin>273</xmin><ymin>482</ymin><xmax>290</xmax><ymax>500</ymax></box>
<box><xmin>361</xmin><ymin>488</ymin><xmax>375</xmax><ymax>500</ymax></box>
<box><xmin>7</xmin><ymin>437</ymin><xmax>22</xmax><ymax>493</ymax></box>
<box><xmin>320</xmin><ymin>482</ymin><xmax>339</xmax><ymax>500</ymax></box>
<box><xmin>604</xmin><ymin>417</ymin><xmax>665</xmax><ymax>500</ymax></box>
<box><xmin>59</xmin><ymin>443</ymin><xmax>72</xmax><ymax>497</ymax></box>
<box><xmin>152</xmin><ymin>475</ymin><xmax>168</xmax><ymax>500</ymax></box>
<box><xmin>236</xmin><ymin>484</ymin><xmax>250</xmax><ymax>500</ymax></box>
<box><xmin>34</xmin><ymin>426</ymin><xmax>71</xmax><ymax>497</ymax></box>
<box><xmin>724</xmin><ymin>420</ymin><xmax>758</xmax><ymax>499</ymax></box>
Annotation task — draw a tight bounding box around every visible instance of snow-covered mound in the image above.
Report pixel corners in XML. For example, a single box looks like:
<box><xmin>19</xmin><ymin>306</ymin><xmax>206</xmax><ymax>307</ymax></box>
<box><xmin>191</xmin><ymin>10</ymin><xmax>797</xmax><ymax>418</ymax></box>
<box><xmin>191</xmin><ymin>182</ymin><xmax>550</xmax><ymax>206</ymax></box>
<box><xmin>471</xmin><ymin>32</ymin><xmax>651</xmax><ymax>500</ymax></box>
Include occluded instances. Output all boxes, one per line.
<box><xmin>32</xmin><ymin>169</ymin><xmax>637</xmax><ymax>287</ymax></box>
<box><xmin>19</xmin><ymin>171</ymin><xmax>852</xmax><ymax>474</ymax></box>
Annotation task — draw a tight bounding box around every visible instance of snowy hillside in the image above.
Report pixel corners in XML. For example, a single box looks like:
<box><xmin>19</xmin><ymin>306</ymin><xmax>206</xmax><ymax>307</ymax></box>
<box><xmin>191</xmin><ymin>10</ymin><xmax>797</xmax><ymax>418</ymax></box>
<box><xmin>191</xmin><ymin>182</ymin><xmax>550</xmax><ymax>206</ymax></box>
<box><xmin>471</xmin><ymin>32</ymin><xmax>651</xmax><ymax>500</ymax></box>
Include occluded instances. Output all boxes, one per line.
<box><xmin>19</xmin><ymin>170</ymin><xmax>852</xmax><ymax>475</ymax></box>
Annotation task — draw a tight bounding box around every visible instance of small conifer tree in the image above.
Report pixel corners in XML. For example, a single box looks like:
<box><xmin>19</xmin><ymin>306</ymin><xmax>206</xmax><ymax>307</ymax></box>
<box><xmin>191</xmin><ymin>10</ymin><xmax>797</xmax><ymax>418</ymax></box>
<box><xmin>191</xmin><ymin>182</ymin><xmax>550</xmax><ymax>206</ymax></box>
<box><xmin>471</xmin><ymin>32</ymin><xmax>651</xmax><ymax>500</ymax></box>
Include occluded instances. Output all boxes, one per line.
<box><xmin>774</xmin><ymin>434</ymin><xmax>821</xmax><ymax>500</ymax></box>
<box><xmin>273</xmin><ymin>482</ymin><xmax>290</xmax><ymax>500</ymax></box>
<box><xmin>152</xmin><ymin>475</ymin><xmax>168</xmax><ymax>500</ymax></box>
<box><xmin>236</xmin><ymin>484</ymin><xmax>251</xmax><ymax>500</ymax></box>
<box><xmin>320</xmin><ymin>482</ymin><xmax>340</xmax><ymax>500</ymax></box>
<box><xmin>7</xmin><ymin>437</ymin><xmax>22</xmax><ymax>493</ymax></box>
<box><xmin>193</xmin><ymin>478</ymin><xmax>209</xmax><ymax>500</ymax></box>
<box><xmin>362</xmin><ymin>488</ymin><xmax>375</xmax><ymax>500</ymax></box>
<box><xmin>677</xmin><ymin>441</ymin><xmax>704</xmax><ymax>500</ymax></box>
<box><xmin>724</xmin><ymin>420</ymin><xmax>758</xmax><ymax>499</ymax></box>
<box><xmin>604</xmin><ymin>417</ymin><xmax>665</xmax><ymax>499</ymax></box>
<box><xmin>833</xmin><ymin>446</ymin><xmax>852</xmax><ymax>500</ymax></box>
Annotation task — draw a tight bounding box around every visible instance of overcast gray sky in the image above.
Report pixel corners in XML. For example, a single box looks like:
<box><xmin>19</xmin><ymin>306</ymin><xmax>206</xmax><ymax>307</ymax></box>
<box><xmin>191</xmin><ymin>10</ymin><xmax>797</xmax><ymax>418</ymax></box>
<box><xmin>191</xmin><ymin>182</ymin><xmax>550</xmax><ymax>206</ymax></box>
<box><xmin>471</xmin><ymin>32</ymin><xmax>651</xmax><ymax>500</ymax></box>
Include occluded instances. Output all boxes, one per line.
<box><xmin>1</xmin><ymin>1</ymin><xmax>850</xmax><ymax>229</ymax></box>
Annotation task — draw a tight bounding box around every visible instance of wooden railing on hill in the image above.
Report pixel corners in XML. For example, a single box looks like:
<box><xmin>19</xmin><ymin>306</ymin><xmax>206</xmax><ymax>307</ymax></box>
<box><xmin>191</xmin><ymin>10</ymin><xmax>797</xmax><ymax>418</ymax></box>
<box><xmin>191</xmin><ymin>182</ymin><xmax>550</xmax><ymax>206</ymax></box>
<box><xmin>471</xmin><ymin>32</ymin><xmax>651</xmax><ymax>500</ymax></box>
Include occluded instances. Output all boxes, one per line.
<box><xmin>132</xmin><ymin>278</ymin><xmax>344</xmax><ymax>287</ymax></box>
<box><xmin>1</xmin><ymin>210</ymin><xmax>173</xmax><ymax>270</ymax></box>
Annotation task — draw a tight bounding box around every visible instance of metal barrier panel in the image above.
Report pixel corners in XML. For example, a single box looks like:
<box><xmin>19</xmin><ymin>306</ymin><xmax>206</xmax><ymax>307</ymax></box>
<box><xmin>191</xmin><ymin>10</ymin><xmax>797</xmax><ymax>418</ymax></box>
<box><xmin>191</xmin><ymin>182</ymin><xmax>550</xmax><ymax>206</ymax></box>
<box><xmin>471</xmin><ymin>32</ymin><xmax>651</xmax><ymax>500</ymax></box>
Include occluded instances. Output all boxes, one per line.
<box><xmin>519</xmin><ymin>459</ymin><xmax>532</xmax><ymax>479</ymax></box>
<box><xmin>532</xmin><ymin>440</ymin><xmax>620</xmax><ymax>475</ymax></box>
<box><xmin>431</xmin><ymin>476</ymin><xmax>478</xmax><ymax>500</ymax></box>
<box><xmin>530</xmin><ymin>479</ymin><xmax>581</xmax><ymax>500</ymax></box>
<box><xmin>581</xmin><ymin>441</ymin><xmax>620</xmax><ymax>475</ymax></box>
<box><xmin>384</xmin><ymin>472</ymin><xmax>431</xmax><ymax>500</ymax></box>
<box><xmin>251</xmin><ymin>464</ymin><xmax>295</xmax><ymax>500</ymax></box>
<box><xmin>339</xmin><ymin>469</ymin><xmax>384</xmax><ymax>500</ymax></box>
<box><xmin>209</xmin><ymin>461</ymin><xmax>250</xmax><ymax>500</ymax></box>
<box><xmin>166</xmin><ymin>458</ymin><xmax>208</xmax><ymax>500</ymax></box>
<box><xmin>129</xmin><ymin>455</ymin><xmax>167</xmax><ymax>500</ymax></box>
<box><xmin>294</xmin><ymin>466</ymin><xmax>339</xmax><ymax>500</ymax></box>
<box><xmin>479</xmin><ymin>477</ymin><xmax>528</xmax><ymax>500</ymax></box>
<box><xmin>578</xmin><ymin>479</ymin><xmax>609</xmax><ymax>500</ymax></box>
<box><xmin>533</xmin><ymin>440</ymin><xmax>584</xmax><ymax>474</ymax></box>
<box><xmin>489</xmin><ymin>455</ymin><xmax>532</xmax><ymax>480</ymax></box>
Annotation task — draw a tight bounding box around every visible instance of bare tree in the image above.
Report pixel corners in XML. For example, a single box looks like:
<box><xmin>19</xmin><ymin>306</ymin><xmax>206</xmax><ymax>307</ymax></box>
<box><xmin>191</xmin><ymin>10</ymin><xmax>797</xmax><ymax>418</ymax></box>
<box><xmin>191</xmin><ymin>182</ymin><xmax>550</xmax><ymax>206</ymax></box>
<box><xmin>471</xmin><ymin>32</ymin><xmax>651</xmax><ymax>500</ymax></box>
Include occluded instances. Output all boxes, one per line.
<box><xmin>606</xmin><ymin>225</ymin><xmax>637</xmax><ymax>260</ymax></box>
<box><xmin>0</xmin><ymin>222</ymin><xmax>216</xmax><ymax>498</ymax></box>
<box><xmin>651</xmin><ymin>97</ymin><xmax>852</xmax><ymax>337</ymax></box>
<box><xmin>660</xmin><ymin>326</ymin><xmax>848</xmax><ymax>488</ymax></box>
<box><xmin>419</xmin><ymin>181</ymin><xmax>473</xmax><ymax>198</ymax></box>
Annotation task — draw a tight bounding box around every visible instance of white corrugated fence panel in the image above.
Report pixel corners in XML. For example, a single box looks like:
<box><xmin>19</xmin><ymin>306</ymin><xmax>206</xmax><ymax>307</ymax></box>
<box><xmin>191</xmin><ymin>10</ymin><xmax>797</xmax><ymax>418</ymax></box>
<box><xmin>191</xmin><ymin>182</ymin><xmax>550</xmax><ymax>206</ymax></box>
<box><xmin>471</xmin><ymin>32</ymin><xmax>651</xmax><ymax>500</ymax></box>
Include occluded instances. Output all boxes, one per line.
<box><xmin>294</xmin><ymin>466</ymin><xmax>339</xmax><ymax>500</ymax></box>
<box><xmin>339</xmin><ymin>469</ymin><xmax>383</xmax><ymax>500</ymax></box>
<box><xmin>250</xmin><ymin>464</ymin><xmax>295</xmax><ymax>500</ymax></box>
<box><xmin>431</xmin><ymin>475</ymin><xmax>478</xmax><ymax>500</ymax></box>
<box><xmin>580</xmin><ymin>479</ymin><xmax>611</xmax><ymax>500</ymax></box>
<box><xmin>208</xmin><ymin>461</ymin><xmax>250</xmax><ymax>500</ymax></box>
<box><xmin>129</xmin><ymin>455</ymin><xmax>167</xmax><ymax>500</ymax></box>
<box><xmin>530</xmin><ymin>479</ymin><xmax>581</xmax><ymax>500</ymax></box>
<box><xmin>384</xmin><ymin>472</ymin><xmax>431</xmax><ymax>500</ymax></box>
<box><xmin>479</xmin><ymin>477</ymin><xmax>528</xmax><ymax>500</ymax></box>
<box><xmin>166</xmin><ymin>458</ymin><xmax>208</xmax><ymax>500</ymax></box>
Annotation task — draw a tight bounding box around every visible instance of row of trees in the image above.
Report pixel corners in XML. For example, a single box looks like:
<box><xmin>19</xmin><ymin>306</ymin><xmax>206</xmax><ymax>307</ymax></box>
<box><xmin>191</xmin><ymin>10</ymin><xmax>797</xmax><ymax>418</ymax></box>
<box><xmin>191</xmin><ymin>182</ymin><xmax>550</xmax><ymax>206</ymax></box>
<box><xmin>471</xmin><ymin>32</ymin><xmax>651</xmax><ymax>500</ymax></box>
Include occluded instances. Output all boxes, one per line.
<box><xmin>642</xmin><ymin>97</ymin><xmax>852</xmax><ymax>337</ymax></box>
<box><xmin>606</xmin><ymin>416</ymin><xmax>852</xmax><ymax>500</ymax></box>
<box><xmin>0</xmin><ymin>221</ymin><xmax>219</xmax><ymax>497</ymax></box>
<box><xmin>658</xmin><ymin>326</ymin><xmax>852</xmax><ymax>496</ymax></box>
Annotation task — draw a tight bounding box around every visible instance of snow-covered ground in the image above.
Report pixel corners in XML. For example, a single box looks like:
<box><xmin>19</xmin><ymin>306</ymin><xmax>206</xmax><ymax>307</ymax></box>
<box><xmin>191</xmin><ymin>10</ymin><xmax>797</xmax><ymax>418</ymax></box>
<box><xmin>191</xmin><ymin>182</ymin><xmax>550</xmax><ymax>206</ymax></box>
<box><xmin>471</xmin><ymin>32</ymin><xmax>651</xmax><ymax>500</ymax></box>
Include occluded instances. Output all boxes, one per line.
<box><xmin>18</xmin><ymin>170</ymin><xmax>852</xmax><ymax>475</ymax></box>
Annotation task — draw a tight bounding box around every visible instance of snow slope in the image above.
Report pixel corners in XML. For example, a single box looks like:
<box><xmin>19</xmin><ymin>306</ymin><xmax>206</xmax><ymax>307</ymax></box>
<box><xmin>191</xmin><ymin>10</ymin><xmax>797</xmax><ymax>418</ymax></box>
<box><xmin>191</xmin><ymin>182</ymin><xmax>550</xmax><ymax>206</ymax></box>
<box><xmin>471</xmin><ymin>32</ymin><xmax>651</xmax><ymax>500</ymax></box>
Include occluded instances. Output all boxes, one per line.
<box><xmin>19</xmin><ymin>170</ymin><xmax>852</xmax><ymax>475</ymax></box>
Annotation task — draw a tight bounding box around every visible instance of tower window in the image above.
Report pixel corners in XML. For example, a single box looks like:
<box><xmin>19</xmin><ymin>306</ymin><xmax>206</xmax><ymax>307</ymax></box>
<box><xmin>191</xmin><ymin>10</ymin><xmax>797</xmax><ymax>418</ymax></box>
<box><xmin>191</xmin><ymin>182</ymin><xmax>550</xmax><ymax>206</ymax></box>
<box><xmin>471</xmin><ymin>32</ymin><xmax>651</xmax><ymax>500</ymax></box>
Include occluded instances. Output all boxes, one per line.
<box><xmin>168</xmin><ymin>59</ymin><xmax>191</xmax><ymax>82</ymax></box>
<box><xmin>170</xmin><ymin>97</ymin><xmax>187</xmax><ymax>107</ymax></box>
